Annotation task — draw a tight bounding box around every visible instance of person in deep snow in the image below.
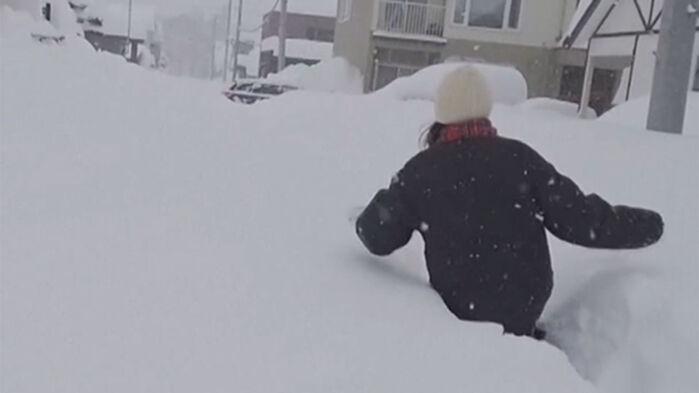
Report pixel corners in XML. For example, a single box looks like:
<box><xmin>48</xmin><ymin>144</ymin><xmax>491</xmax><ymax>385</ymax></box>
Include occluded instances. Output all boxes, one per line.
<box><xmin>355</xmin><ymin>66</ymin><xmax>664</xmax><ymax>339</ymax></box>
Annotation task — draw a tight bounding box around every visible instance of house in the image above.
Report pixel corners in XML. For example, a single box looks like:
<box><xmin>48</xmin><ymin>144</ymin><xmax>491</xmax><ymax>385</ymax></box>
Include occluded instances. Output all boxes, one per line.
<box><xmin>259</xmin><ymin>10</ymin><xmax>336</xmax><ymax>77</ymax></box>
<box><xmin>334</xmin><ymin>0</ymin><xmax>585</xmax><ymax>96</ymax></box>
<box><xmin>334</xmin><ymin>0</ymin><xmax>696</xmax><ymax>114</ymax></box>
<box><xmin>561</xmin><ymin>0</ymin><xmax>699</xmax><ymax>114</ymax></box>
<box><xmin>78</xmin><ymin>3</ymin><xmax>162</xmax><ymax>65</ymax></box>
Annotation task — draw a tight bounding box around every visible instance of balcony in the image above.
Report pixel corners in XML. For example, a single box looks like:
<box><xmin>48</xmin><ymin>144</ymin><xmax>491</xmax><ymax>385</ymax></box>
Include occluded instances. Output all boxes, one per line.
<box><xmin>374</xmin><ymin>1</ymin><xmax>446</xmax><ymax>42</ymax></box>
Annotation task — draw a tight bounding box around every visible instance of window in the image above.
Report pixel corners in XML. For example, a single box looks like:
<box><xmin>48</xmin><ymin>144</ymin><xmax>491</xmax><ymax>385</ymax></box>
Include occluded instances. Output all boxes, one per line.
<box><xmin>338</xmin><ymin>0</ymin><xmax>352</xmax><ymax>23</ymax></box>
<box><xmin>453</xmin><ymin>0</ymin><xmax>521</xmax><ymax>29</ymax></box>
<box><xmin>42</xmin><ymin>2</ymin><xmax>52</xmax><ymax>22</ymax></box>
<box><xmin>306</xmin><ymin>28</ymin><xmax>334</xmax><ymax>42</ymax></box>
<box><xmin>372</xmin><ymin>47</ymin><xmax>441</xmax><ymax>90</ymax></box>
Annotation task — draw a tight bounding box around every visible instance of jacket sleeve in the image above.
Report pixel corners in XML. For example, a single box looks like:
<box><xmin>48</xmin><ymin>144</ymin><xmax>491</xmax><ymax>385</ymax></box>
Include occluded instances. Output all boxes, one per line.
<box><xmin>356</xmin><ymin>176</ymin><xmax>418</xmax><ymax>256</ymax></box>
<box><xmin>526</xmin><ymin>147</ymin><xmax>664</xmax><ymax>249</ymax></box>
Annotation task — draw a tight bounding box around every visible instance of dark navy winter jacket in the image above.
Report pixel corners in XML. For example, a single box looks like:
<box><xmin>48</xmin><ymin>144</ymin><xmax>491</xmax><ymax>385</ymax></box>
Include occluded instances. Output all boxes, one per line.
<box><xmin>356</xmin><ymin>137</ymin><xmax>663</xmax><ymax>335</ymax></box>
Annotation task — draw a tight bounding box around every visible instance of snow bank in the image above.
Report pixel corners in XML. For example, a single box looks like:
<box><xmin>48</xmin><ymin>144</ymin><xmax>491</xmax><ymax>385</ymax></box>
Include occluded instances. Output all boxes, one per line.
<box><xmin>1</xmin><ymin>5</ymin><xmax>93</xmax><ymax>53</ymax></box>
<box><xmin>600</xmin><ymin>93</ymin><xmax>699</xmax><ymax>135</ymax></box>
<box><xmin>520</xmin><ymin>98</ymin><xmax>597</xmax><ymax>119</ymax></box>
<box><xmin>374</xmin><ymin>62</ymin><xmax>528</xmax><ymax>105</ymax></box>
<box><xmin>0</xmin><ymin>0</ymin><xmax>82</xmax><ymax>35</ymax></box>
<box><xmin>266</xmin><ymin>57</ymin><xmax>363</xmax><ymax>94</ymax></box>
<box><xmin>1</xmin><ymin>4</ymin><xmax>56</xmax><ymax>37</ymax></box>
<box><xmin>3</xmin><ymin>9</ymin><xmax>699</xmax><ymax>393</ymax></box>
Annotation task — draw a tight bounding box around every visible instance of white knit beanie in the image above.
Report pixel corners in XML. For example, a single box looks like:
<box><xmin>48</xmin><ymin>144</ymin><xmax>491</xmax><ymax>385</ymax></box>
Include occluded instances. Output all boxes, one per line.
<box><xmin>434</xmin><ymin>66</ymin><xmax>493</xmax><ymax>124</ymax></box>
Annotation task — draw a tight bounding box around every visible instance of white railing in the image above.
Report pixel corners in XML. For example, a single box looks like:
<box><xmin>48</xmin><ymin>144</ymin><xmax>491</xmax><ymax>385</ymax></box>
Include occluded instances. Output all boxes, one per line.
<box><xmin>376</xmin><ymin>1</ymin><xmax>446</xmax><ymax>38</ymax></box>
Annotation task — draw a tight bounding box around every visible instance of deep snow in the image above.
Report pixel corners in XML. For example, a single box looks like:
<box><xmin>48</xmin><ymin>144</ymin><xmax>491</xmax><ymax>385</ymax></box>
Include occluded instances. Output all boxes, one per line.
<box><xmin>2</xmin><ymin>8</ymin><xmax>698</xmax><ymax>393</ymax></box>
<box><xmin>601</xmin><ymin>93</ymin><xmax>699</xmax><ymax>135</ymax></box>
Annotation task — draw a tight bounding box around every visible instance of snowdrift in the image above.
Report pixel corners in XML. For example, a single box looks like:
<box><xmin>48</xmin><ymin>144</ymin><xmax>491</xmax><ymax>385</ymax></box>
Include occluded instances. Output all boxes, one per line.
<box><xmin>2</xmin><ymin>8</ymin><xmax>698</xmax><ymax>393</ymax></box>
<box><xmin>265</xmin><ymin>57</ymin><xmax>364</xmax><ymax>94</ymax></box>
<box><xmin>519</xmin><ymin>98</ymin><xmax>598</xmax><ymax>119</ymax></box>
<box><xmin>374</xmin><ymin>62</ymin><xmax>528</xmax><ymax>105</ymax></box>
<box><xmin>600</xmin><ymin>93</ymin><xmax>699</xmax><ymax>135</ymax></box>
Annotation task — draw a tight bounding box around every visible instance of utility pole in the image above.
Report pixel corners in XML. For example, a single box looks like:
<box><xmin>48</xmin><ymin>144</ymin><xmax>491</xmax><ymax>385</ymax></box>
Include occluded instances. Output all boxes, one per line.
<box><xmin>278</xmin><ymin>0</ymin><xmax>288</xmax><ymax>72</ymax></box>
<box><xmin>223</xmin><ymin>0</ymin><xmax>234</xmax><ymax>83</ymax></box>
<box><xmin>646</xmin><ymin>0</ymin><xmax>698</xmax><ymax>134</ymax></box>
<box><xmin>232</xmin><ymin>0</ymin><xmax>244</xmax><ymax>81</ymax></box>
<box><xmin>210</xmin><ymin>15</ymin><xmax>218</xmax><ymax>80</ymax></box>
<box><xmin>126</xmin><ymin>0</ymin><xmax>133</xmax><ymax>60</ymax></box>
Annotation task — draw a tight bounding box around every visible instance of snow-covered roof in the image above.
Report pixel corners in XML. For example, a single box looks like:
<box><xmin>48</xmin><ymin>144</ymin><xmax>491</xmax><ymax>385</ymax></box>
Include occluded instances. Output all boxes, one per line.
<box><xmin>83</xmin><ymin>3</ymin><xmax>156</xmax><ymax>40</ymax></box>
<box><xmin>261</xmin><ymin>37</ymin><xmax>333</xmax><ymax>61</ymax></box>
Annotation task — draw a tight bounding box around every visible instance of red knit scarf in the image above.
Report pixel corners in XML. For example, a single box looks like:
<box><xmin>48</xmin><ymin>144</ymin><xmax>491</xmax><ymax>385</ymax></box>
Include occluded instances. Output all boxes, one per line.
<box><xmin>439</xmin><ymin>118</ymin><xmax>498</xmax><ymax>144</ymax></box>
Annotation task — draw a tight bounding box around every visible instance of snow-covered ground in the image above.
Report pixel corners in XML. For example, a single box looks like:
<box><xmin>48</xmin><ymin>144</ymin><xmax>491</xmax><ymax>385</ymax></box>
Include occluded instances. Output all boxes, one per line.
<box><xmin>2</xmin><ymin>8</ymin><xmax>699</xmax><ymax>393</ymax></box>
<box><xmin>601</xmin><ymin>93</ymin><xmax>699</xmax><ymax>135</ymax></box>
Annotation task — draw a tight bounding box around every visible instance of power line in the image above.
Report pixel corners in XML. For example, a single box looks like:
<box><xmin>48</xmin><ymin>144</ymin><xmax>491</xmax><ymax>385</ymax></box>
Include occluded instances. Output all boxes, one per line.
<box><xmin>277</xmin><ymin>0</ymin><xmax>287</xmax><ymax>72</ymax></box>
<box><xmin>223</xmin><ymin>0</ymin><xmax>233</xmax><ymax>82</ymax></box>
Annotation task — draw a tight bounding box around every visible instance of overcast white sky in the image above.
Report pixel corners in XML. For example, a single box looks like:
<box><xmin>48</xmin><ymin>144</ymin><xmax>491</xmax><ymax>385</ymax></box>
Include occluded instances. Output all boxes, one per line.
<box><xmin>103</xmin><ymin>0</ymin><xmax>337</xmax><ymax>21</ymax></box>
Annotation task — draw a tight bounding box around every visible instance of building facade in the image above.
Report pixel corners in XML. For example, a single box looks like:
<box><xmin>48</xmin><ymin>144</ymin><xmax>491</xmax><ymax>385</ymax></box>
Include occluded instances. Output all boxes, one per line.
<box><xmin>334</xmin><ymin>0</ymin><xmax>698</xmax><ymax>114</ymax></box>
<box><xmin>259</xmin><ymin>10</ymin><xmax>336</xmax><ymax>77</ymax></box>
<box><xmin>334</xmin><ymin>0</ymin><xmax>586</xmax><ymax>97</ymax></box>
<box><xmin>562</xmin><ymin>0</ymin><xmax>699</xmax><ymax>113</ymax></box>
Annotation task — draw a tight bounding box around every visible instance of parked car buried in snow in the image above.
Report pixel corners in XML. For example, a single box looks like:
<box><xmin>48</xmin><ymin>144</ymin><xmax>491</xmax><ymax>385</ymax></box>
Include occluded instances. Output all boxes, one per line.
<box><xmin>223</xmin><ymin>80</ymin><xmax>298</xmax><ymax>104</ymax></box>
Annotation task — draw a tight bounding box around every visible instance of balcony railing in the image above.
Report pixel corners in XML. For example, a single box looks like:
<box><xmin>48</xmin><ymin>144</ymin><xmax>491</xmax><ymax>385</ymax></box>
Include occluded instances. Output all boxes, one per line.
<box><xmin>375</xmin><ymin>1</ymin><xmax>446</xmax><ymax>39</ymax></box>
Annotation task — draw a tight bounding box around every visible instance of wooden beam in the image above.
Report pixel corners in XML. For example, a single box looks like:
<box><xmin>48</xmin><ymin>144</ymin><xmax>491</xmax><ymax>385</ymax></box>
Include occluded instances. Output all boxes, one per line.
<box><xmin>626</xmin><ymin>34</ymin><xmax>640</xmax><ymax>101</ymax></box>
<box><xmin>594</xmin><ymin>26</ymin><xmax>699</xmax><ymax>39</ymax></box>
<box><xmin>632</xmin><ymin>0</ymin><xmax>649</xmax><ymax>29</ymax></box>
<box><xmin>592</xmin><ymin>3</ymin><xmax>617</xmax><ymax>36</ymax></box>
<box><xmin>563</xmin><ymin>0</ymin><xmax>603</xmax><ymax>48</ymax></box>
<box><xmin>649</xmin><ymin>10</ymin><xmax>663</xmax><ymax>30</ymax></box>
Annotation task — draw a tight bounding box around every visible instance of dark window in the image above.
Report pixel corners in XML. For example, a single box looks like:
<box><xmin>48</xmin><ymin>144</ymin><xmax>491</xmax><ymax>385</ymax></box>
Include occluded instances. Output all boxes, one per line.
<box><xmin>376</xmin><ymin>47</ymin><xmax>439</xmax><ymax>67</ymax></box>
<box><xmin>42</xmin><ymin>2</ymin><xmax>52</xmax><ymax>21</ymax></box>
<box><xmin>453</xmin><ymin>0</ymin><xmax>467</xmax><ymax>24</ymax></box>
<box><xmin>469</xmin><ymin>0</ymin><xmax>507</xmax><ymax>28</ymax></box>
<box><xmin>375</xmin><ymin>65</ymin><xmax>419</xmax><ymax>90</ymax></box>
<box><xmin>453</xmin><ymin>0</ymin><xmax>520</xmax><ymax>29</ymax></box>
<box><xmin>305</xmin><ymin>27</ymin><xmax>333</xmax><ymax>42</ymax></box>
<box><xmin>373</xmin><ymin>47</ymin><xmax>440</xmax><ymax>90</ymax></box>
<box><xmin>316</xmin><ymin>29</ymin><xmax>334</xmax><ymax>42</ymax></box>
<box><xmin>559</xmin><ymin>66</ymin><xmax>585</xmax><ymax>103</ymax></box>
<box><xmin>306</xmin><ymin>27</ymin><xmax>317</xmax><ymax>40</ymax></box>
<box><xmin>508</xmin><ymin>0</ymin><xmax>521</xmax><ymax>28</ymax></box>
<box><xmin>559</xmin><ymin>66</ymin><xmax>620</xmax><ymax>115</ymax></box>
